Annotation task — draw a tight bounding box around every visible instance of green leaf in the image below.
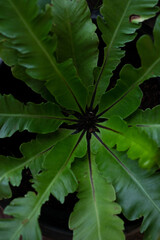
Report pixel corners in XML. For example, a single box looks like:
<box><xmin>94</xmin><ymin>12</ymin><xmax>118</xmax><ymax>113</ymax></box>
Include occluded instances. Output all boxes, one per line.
<box><xmin>0</xmin><ymin>156</ymin><xmax>22</xmax><ymax>199</ymax></box>
<box><xmin>127</xmin><ymin>106</ymin><xmax>160</xmax><ymax>146</ymax></box>
<box><xmin>69</xmin><ymin>156</ymin><xmax>124</xmax><ymax>240</ymax></box>
<box><xmin>92</xmin><ymin>0</ymin><xmax>158</xmax><ymax>105</ymax></box>
<box><xmin>0</xmin><ymin>94</ymin><xmax>64</xmax><ymax>137</ymax></box>
<box><xmin>52</xmin><ymin>0</ymin><xmax>98</xmax><ymax>88</ymax></box>
<box><xmin>0</xmin><ymin>130</ymin><xmax>75</xmax><ymax>239</ymax></box>
<box><xmin>0</xmin><ymin>192</ymin><xmax>42</xmax><ymax>240</ymax></box>
<box><xmin>0</xmin><ymin>0</ymin><xmax>87</xmax><ymax>111</ymax></box>
<box><xmin>98</xmin><ymin>116</ymin><xmax>159</xmax><ymax>168</ymax></box>
<box><xmin>98</xmin><ymin>14</ymin><xmax>160</xmax><ymax>118</ymax></box>
<box><xmin>34</xmin><ymin>132</ymin><xmax>87</xmax><ymax>203</ymax></box>
<box><xmin>12</xmin><ymin>65</ymin><xmax>56</xmax><ymax>102</ymax></box>
<box><xmin>96</xmin><ymin>148</ymin><xmax>160</xmax><ymax>240</ymax></box>
<box><xmin>0</xmin><ymin>129</ymin><xmax>70</xmax><ymax>199</ymax></box>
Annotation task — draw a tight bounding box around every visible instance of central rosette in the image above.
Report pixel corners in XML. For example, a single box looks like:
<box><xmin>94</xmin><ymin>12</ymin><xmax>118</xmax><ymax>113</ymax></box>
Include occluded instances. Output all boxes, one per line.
<box><xmin>77</xmin><ymin>110</ymin><xmax>98</xmax><ymax>133</ymax></box>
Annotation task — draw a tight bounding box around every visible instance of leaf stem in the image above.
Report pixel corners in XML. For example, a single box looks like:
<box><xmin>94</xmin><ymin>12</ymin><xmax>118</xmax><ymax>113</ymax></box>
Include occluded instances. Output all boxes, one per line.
<box><xmin>96</xmin><ymin>123</ymin><xmax>120</xmax><ymax>134</ymax></box>
<box><xmin>93</xmin><ymin>132</ymin><xmax>128</xmax><ymax>170</ymax></box>
<box><xmin>89</xmin><ymin>51</ymin><xmax>109</xmax><ymax>110</ymax></box>
<box><xmin>86</xmin><ymin>131</ymin><xmax>95</xmax><ymax>199</ymax></box>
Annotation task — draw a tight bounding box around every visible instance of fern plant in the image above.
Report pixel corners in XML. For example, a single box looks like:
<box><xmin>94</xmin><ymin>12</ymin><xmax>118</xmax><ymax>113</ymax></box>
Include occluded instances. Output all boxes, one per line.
<box><xmin>0</xmin><ymin>0</ymin><xmax>160</xmax><ymax>239</ymax></box>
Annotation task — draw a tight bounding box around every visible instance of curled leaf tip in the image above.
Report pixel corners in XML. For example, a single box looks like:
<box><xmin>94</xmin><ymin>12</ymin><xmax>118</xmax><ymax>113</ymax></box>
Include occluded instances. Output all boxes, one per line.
<box><xmin>129</xmin><ymin>15</ymin><xmax>149</xmax><ymax>24</ymax></box>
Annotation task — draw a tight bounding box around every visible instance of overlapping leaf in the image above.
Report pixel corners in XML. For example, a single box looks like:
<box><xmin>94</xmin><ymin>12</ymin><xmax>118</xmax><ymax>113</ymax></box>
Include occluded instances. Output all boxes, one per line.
<box><xmin>34</xmin><ymin>132</ymin><xmax>87</xmax><ymax>203</ymax></box>
<box><xmin>0</xmin><ymin>192</ymin><xmax>43</xmax><ymax>240</ymax></box>
<box><xmin>0</xmin><ymin>94</ymin><xmax>63</xmax><ymax>137</ymax></box>
<box><xmin>52</xmin><ymin>0</ymin><xmax>98</xmax><ymax>88</ymax></box>
<box><xmin>95</xmin><ymin>148</ymin><xmax>160</xmax><ymax>240</ymax></box>
<box><xmin>98</xmin><ymin>14</ymin><xmax>160</xmax><ymax>118</ymax></box>
<box><xmin>92</xmin><ymin>0</ymin><xmax>159</xmax><ymax>105</ymax></box>
<box><xmin>0</xmin><ymin>0</ymin><xmax>87</xmax><ymax>111</ymax></box>
<box><xmin>127</xmin><ymin>106</ymin><xmax>160</xmax><ymax>146</ymax></box>
<box><xmin>69</xmin><ymin>156</ymin><xmax>124</xmax><ymax>240</ymax></box>
<box><xmin>12</xmin><ymin>65</ymin><xmax>56</xmax><ymax>102</ymax></box>
<box><xmin>0</xmin><ymin>132</ymin><xmax>86</xmax><ymax>240</ymax></box>
<box><xmin>0</xmin><ymin>129</ymin><xmax>70</xmax><ymax>199</ymax></box>
<box><xmin>98</xmin><ymin>116</ymin><xmax>159</xmax><ymax>168</ymax></box>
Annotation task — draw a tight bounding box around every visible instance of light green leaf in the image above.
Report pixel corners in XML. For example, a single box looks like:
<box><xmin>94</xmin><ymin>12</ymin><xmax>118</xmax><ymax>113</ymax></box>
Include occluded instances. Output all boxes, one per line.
<box><xmin>99</xmin><ymin>116</ymin><xmax>159</xmax><ymax>168</ymax></box>
<box><xmin>52</xmin><ymin>0</ymin><xmax>98</xmax><ymax>88</ymax></box>
<box><xmin>69</xmin><ymin>156</ymin><xmax>124</xmax><ymax>240</ymax></box>
<box><xmin>96</xmin><ymin>148</ymin><xmax>160</xmax><ymax>240</ymax></box>
<box><xmin>92</xmin><ymin>0</ymin><xmax>158</xmax><ymax>105</ymax></box>
<box><xmin>98</xmin><ymin>14</ymin><xmax>160</xmax><ymax>118</ymax></box>
<box><xmin>0</xmin><ymin>94</ymin><xmax>63</xmax><ymax>137</ymax></box>
<box><xmin>0</xmin><ymin>129</ymin><xmax>70</xmax><ymax>199</ymax></box>
<box><xmin>127</xmin><ymin>106</ymin><xmax>160</xmax><ymax>146</ymax></box>
<box><xmin>0</xmin><ymin>0</ymin><xmax>87</xmax><ymax>111</ymax></box>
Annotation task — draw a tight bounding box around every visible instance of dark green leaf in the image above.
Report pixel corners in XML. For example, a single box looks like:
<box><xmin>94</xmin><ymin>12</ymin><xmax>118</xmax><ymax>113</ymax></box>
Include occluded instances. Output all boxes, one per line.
<box><xmin>92</xmin><ymin>0</ymin><xmax>158</xmax><ymax>105</ymax></box>
<box><xmin>34</xmin><ymin>132</ymin><xmax>87</xmax><ymax>203</ymax></box>
<box><xmin>12</xmin><ymin>65</ymin><xmax>56</xmax><ymax>102</ymax></box>
<box><xmin>0</xmin><ymin>94</ymin><xmax>63</xmax><ymax>137</ymax></box>
<box><xmin>98</xmin><ymin>15</ymin><xmax>160</xmax><ymax>118</ymax></box>
<box><xmin>52</xmin><ymin>0</ymin><xmax>98</xmax><ymax>88</ymax></box>
<box><xmin>0</xmin><ymin>0</ymin><xmax>87</xmax><ymax>111</ymax></box>
<box><xmin>0</xmin><ymin>129</ymin><xmax>70</xmax><ymax>199</ymax></box>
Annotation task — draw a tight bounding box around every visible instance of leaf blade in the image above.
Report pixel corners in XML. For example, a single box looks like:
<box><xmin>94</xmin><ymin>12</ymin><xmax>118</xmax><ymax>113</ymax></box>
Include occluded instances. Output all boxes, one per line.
<box><xmin>98</xmin><ymin>116</ymin><xmax>159</xmax><ymax>168</ymax></box>
<box><xmin>52</xmin><ymin>0</ymin><xmax>98</xmax><ymax>88</ymax></box>
<box><xmin>96</xmin><ymin>147</ymin><xmax>160</xmax><ymax>240</ymax></box>
<box><xmin>92</xmin><ymin>0</ymin><xmax>159</xmax><ymax>105</ymax></box>
<box><xmin>0</xmin><ymin>94</ymin><xmax>64</xmax><ymax>137</ymax></box>
<box><xmin>0</xmin><ymin>0</ymin><xmax>87</xmax><ymax>111</ymax></box>
<box><xmin>98</xmin><ymin>15</ymin><xmax>160</xmax><ymax>118</ymax></box>
<box><xmin>69</xmin><ymin>156</ymin><xmax>124</xmax><ymax>240</ymax></box>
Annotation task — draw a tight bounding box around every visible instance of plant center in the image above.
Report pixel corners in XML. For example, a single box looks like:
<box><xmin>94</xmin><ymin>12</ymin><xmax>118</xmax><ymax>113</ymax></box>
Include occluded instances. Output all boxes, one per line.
<box><xmin>61</xmin><ymin>106</ymin><xmax>106</xmax><ymax>134</ymax></box>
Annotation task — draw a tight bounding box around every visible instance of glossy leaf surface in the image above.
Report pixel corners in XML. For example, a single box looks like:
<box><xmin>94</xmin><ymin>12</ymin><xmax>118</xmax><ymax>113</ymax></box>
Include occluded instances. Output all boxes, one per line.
<box><xmin>0</xmin><ymin>0</ymin><xmax>87</xmax><ymax>111</ymax></box>
<box><xmin>12</xmin><ymin>65</ymin><xmax>56</xmax><ymax>103</ymax></box>
<box><xmin>52</xmin><ymin>0</ymin><xmax>98</xmax><ymax>88</ymax></box>
<box><xmin>0</xmin><ymin>94</ymin><xmax>63</xmax><ymax>137</ymax></box>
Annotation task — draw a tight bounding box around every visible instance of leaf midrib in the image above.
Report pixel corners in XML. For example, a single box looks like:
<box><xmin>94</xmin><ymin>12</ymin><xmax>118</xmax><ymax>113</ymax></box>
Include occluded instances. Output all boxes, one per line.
<box><xmin>8</xmin><ymin>0</ymin><xmax>81</xmax><ymax>108</ymax></box>
<box><xmin>8</xmin><ymin>0</ymin><xmax>64</xmax><ymax>80</ymax></box>
<box><xmin>96</xmin><ymin>0</ymin><xmax>131</xmax><ymax>88</ymax></box>
<box><xmin>88</xmin><ymin>157</ymin><xmax>102</xmax><ymax>240</ymax></box>
<box><xmin>10</xmin><ymin>153</ymin><xmax>71</xmax><ymax>240</ymax></box>
<box><xmin>100</xmin><ymin>56</ymin><xmax>160</xmax><ymax>116</ymax></box>
<box><xmin>0</xmin><ymin>145</ymin><xmax>54</xmax><ymax>183</ymax></box>
<box><xmin>113</xmin><ymin>151</ymin><xmax>160</xmax><ymax>214</ymax></box>
<box><xmin>10</xmin><ymin>134</ymin><xmax>81</xmax><ymax>240</ymax></box>
<box><xmin>136</xmin><ymin>124</ymin><xmax>160</xmax><ymax>128</ymax></box>
<box><xmin>0</xmin><ymin>113</ymin><xmax>63</xmax><ymax>120</ymax></box>
<box><xmin>65</xmin><ymin>4</ymin><xmax>78</xmax><ymax>70</ymax></box>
